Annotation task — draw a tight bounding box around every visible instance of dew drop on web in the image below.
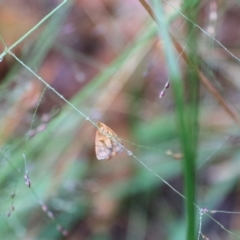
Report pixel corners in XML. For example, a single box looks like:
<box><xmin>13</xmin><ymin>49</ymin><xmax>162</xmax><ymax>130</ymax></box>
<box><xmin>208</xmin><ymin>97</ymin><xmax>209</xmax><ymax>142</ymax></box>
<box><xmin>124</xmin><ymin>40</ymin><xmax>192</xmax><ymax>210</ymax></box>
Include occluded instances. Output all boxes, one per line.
<box><xmin>127</xmin><ymin>150</ymin><xmax>132</xmax><ymax>156</ymax></box>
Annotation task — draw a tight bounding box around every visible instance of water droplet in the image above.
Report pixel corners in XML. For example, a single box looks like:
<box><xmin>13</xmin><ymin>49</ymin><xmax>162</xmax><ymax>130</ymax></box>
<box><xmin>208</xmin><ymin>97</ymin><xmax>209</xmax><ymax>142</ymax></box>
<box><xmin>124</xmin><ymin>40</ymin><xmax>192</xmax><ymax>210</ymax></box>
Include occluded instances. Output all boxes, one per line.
<box><xmin>127</xmin><ymin>150</ymin><xmax>132</xmax><ymax>156</ymax></box>
<box><xmin>85</xmin><ymin>117</ymin><xmax>90</xmax><ymax>121</ymax></box>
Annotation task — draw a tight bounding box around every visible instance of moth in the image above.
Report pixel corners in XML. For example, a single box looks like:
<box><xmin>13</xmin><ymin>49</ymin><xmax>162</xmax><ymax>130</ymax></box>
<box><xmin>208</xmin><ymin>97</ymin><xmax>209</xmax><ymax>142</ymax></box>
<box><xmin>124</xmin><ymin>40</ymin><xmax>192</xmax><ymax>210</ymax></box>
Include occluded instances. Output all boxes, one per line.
<box><xmin>95</xmin><ymin>122</ymin><xmax>124</xmax><ymax>160</ymax></box>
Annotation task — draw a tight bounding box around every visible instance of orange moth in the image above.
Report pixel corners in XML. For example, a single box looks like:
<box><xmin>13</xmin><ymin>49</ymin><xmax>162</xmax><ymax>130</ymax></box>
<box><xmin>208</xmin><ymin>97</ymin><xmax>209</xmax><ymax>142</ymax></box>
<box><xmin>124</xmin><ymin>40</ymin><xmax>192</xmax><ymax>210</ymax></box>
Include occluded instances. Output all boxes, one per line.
<box><xmin>95</xmin><ymin>122</ymin><xmax>124</xmax><ymax>160</ymax></box>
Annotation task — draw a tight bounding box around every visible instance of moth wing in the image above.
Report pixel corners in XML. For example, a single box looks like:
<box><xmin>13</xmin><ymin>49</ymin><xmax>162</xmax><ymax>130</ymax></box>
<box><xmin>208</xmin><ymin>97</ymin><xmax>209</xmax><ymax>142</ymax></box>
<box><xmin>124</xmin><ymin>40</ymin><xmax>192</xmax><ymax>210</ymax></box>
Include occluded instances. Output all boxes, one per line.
<box><xmin>111</xmin><ymin>138</ymin><xmax>124</xmax><ymax>153</ymax></box>
<box><xmin>95</xmin><ymin>130</ymin><xmax>111</xmax><ymax>160</ymax></box>
<box><xmin>95</xmin><ymin>122</ymin><xmax>124</xmax><ymax>160</ymax></box>
<box><xmin>102</xmin><ymin>124</ymin><xmax>124</xmax><ymax>154</ymax></box>
<box><xmin>103</xmin><ymin>138</ymin><xmax>113</xmax><ymax>149</ymax></box>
